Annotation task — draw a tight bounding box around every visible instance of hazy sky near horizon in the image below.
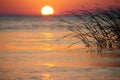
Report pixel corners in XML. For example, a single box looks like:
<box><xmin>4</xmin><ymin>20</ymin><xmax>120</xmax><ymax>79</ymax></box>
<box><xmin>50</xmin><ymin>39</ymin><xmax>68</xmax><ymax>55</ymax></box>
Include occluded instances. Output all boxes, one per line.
<box><xmin>0</xmin><ymin>0</ymin><xmax>118</xmax><ymax>16</ymax></box>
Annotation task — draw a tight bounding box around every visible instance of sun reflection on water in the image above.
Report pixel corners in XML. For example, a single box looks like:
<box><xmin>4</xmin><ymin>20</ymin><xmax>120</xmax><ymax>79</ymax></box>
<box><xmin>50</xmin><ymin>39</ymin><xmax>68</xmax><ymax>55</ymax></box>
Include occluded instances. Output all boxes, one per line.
<box><xmin>42</xmin><ymin>32</ymin><xmax>54</xmax><ymax>40</ymax></box>
<box><xmin>42</xmin><ymin>73</ymin><xmax>55</xmax><ymax>80</ymax></box>
<box><xmin>44</xmin><ymin>63</ymin><xmax>56</xmax><ymax>67</ymax></box>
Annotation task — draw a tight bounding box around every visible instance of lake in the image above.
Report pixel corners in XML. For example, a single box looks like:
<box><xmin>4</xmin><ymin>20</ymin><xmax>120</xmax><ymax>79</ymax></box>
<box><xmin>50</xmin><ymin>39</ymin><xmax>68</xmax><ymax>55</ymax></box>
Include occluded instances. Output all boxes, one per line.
<box><xmin>0</xmin><ymin>16</ymin><xmax>120</xmax><ymax>80</ymax></box>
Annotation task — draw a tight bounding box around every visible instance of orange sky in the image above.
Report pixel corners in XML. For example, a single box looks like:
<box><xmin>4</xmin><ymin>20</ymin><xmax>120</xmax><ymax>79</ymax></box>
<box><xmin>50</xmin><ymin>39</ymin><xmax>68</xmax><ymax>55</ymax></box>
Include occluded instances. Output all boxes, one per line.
<box><xmin>0</xmin><ymin>0</ymin><xmax>117</xmax><ymax>16</ymax></box>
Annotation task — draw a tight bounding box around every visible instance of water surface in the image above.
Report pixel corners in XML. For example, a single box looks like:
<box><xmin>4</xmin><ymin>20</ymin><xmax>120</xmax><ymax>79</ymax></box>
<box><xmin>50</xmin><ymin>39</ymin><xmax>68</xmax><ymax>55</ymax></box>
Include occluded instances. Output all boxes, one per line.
<box><xmin>0</xmin><ymin>16</ymin><xmax>120</xmax><ymax>80</ymax></box>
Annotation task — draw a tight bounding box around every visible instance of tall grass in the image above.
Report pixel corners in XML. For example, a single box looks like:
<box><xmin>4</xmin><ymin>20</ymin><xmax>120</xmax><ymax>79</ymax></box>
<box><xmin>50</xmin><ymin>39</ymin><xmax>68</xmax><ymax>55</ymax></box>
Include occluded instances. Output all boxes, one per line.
<box><xmin>54</xmin><ymin>4</ymin><xmax>120</xmax><ymax>51</ymax></box>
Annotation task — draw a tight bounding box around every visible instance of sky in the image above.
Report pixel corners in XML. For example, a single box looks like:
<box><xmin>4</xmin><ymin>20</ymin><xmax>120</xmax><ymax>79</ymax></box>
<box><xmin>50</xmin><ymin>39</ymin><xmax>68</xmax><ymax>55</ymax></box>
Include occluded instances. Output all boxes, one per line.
<box><xmin>0</xmin><ymin>0</ymin><xmax>118</xmax><ymax>16</ymax></box>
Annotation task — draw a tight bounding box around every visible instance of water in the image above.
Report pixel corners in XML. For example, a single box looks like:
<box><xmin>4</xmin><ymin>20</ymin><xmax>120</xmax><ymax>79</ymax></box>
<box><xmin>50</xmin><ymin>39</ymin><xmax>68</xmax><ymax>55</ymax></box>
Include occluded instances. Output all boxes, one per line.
<box><xmin>0</xmin><ymin>16</ymin><xmax>120</xmax><ymax>80</ymax></box>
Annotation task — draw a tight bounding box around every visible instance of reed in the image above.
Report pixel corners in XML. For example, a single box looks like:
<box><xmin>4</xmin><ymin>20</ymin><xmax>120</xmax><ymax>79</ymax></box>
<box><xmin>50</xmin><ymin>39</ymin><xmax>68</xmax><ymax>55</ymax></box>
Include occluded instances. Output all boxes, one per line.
<box><xmin>54</xmin><ymin>4</ymin><xmax>120</xmax><ymax>51</ymax></box>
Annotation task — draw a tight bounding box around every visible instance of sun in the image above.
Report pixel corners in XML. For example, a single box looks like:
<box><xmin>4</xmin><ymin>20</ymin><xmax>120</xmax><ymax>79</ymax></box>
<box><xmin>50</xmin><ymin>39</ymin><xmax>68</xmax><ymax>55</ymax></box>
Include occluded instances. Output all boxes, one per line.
<box><xmin>41</xmin><ymin>6</ymin><xmax>54</xmax><ymax>16</ymax></box>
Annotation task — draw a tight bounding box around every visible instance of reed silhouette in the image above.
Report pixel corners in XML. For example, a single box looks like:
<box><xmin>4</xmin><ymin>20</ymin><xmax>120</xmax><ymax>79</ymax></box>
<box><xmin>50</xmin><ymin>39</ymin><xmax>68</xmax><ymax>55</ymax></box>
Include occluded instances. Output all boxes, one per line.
<box><xmin>53</xmin><ymin>4</ymin><xmax>120</xmax><ymax>52</ymax></box>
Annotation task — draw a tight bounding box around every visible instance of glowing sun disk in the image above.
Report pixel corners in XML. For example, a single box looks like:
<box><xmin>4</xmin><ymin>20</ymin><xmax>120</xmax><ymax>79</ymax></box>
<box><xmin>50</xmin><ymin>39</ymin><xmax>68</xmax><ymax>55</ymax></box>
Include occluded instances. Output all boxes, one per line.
<box><xmin>41</xmin><ymin>6</ymin><xmax>54</xmax><ymax>15</ymax></box>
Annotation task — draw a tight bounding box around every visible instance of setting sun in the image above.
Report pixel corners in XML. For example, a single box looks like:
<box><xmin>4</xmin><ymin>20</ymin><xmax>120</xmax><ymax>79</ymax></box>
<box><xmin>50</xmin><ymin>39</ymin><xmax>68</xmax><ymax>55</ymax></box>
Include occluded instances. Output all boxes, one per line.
<box><xmin>41</xmin><ymin>6</ymin><xmax>54</xmax><ymax>16</ymax></box>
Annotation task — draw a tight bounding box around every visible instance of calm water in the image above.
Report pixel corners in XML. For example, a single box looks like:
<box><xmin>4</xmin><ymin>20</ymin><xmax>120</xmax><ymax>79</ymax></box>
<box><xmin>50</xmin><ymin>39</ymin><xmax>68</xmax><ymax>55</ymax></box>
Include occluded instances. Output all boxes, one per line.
<box><xmin>0</xmin><ymin>16</ymin><xmax>120</xmax><ymax>80</ymax></box>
